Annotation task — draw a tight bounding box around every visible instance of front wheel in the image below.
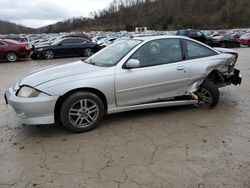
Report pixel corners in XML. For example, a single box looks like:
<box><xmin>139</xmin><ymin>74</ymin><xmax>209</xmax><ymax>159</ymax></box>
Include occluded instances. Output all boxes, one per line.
<box><xmin>196</xmin><ymin>80</ymin><xmax>220</xmax><ymax>108</ymax></box>
<box><xmin>6</xmin><ymin>52</ymin><xmax>17</xmax><ymax>62</ymax></box>
<box><xmin>83</xmin><ymin>48</ymin><xmax>93</xmax><ymax>57</ymax></box>
<box><xmin>60</xmin><ymin>91</ymin><xmax>105</xmax><ymax>133</ymax></box>
<box><xmin>44</xmin><ymin>50</ymin><xmax>55</xmax><ymax>60</ymax></box>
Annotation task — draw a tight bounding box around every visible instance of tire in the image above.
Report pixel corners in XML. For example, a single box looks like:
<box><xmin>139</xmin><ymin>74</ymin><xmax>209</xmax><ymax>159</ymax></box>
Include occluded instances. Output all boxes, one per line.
<box><xmin>60</xmin><ymin>91</ymin><xmax>105</xmax><ymax>133</ymax></box>
<box><xmin>44</xmin><ymin>50</ymin><xmax>55</xmax><ymax>60</ymax></box>
<box><xmin>196</xmin><ymin>80</ymin><xmax>220</xmax><ymax>108</ymax></box>
<box><xmin>6</xmin><ymin>52</ymin><xmax>17</xmax><ymax>62</ymax></box>
<box><xmin>83</xmin><ymin>48</ymin><xmax>93</xmax><ymax>57</ymax></box>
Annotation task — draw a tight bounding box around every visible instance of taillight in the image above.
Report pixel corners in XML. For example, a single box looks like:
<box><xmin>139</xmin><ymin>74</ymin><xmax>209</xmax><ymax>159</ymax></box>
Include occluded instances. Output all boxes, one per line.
<box><xmin>227</xmin><ymin>55</ymin><xmax>237</xmax><ymax>66</ymax></box>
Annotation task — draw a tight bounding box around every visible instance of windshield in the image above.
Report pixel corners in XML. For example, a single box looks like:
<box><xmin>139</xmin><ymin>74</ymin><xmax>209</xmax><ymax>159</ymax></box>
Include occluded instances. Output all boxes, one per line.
<box><xmin>84</xmin><ymin>39</ymin><xmax>142</xmax><ymax>67</ymax></box>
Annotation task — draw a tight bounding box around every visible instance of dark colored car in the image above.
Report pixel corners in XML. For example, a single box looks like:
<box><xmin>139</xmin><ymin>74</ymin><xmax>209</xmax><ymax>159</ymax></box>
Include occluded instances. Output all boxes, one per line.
<box><xmin>176</xmin><ymin>29</ymin><xmax>211</xmax><ymax>45</ymax></box>
<box><xmin>212</xmin><ymin>35</ymin><xmax>241</xmax><ymax>48</ymax></box>
<box><xmin>31</xmin><ymin>38</ymin><xmax>100</xmax><ymax>60</ymax></box>
<box><xmin>239</xmin><ymin>33</ymin><xmax>250</xmax><ymax>47</ymax></box>
<box><xmin>0</xmin><ymin>39</ymin><xmax>31</xmax><ymax>62</ymax></box>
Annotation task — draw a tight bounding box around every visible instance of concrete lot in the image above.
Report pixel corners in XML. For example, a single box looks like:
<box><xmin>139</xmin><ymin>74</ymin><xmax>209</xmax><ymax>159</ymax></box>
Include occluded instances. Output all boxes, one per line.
<box><xmin>0</xmin><ymin>49</ymin><xmax>249</xmax><ymax>188</ymax></box>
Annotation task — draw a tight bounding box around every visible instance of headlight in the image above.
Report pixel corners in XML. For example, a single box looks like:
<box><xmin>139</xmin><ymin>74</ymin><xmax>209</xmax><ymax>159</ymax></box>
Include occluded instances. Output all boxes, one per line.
<box><xmin>17</xmin><ymin>86</ymin><xmax>41</xmax><ymax>98</ymax></box>
<box><xmin>36</xmin><ymin>48</ymin><xmax>43</xmax><ymax>51</ymax></box>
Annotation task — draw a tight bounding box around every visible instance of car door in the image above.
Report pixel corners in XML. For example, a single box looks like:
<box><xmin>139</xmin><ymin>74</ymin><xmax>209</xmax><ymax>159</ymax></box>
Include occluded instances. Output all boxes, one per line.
<box><xmin>69</xmin><ymin>38</ymin><xmax>86</xmax><ymax>56</ymax></box>
<box><xmin>115</xmin><ymin>38</ymin><xmax>192</xmax><ymax>107</ymax></box>
<box><xmin>56</xmin><ymin>39</ymin><xmax>75</xmax><ymax>57</ymax></box>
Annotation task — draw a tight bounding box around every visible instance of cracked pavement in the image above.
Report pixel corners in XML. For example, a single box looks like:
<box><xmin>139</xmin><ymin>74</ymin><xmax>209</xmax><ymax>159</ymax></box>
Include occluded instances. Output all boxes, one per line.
<box><xmin>0</xmin><ymin>48</ymin><xmax>250</xmax><ymax>188</ymax></box>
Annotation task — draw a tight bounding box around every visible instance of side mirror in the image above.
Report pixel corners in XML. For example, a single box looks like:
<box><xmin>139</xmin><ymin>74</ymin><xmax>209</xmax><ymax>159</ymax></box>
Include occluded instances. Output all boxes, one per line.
<box><xmin>126</xmin><ymin>59</ymin><xmax>140</xmax><ymax>69</ymax></box>
<box><xmin>58</xmin><ymin>43</ymin><xmax>62</xmax><ymax>46</ymax></box>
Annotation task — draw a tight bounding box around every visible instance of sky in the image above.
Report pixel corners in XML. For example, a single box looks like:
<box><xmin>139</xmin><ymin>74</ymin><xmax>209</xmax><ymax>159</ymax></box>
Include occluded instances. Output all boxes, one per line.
<box><xmin>0</xmin><ymin>0</ymin><xmax>113</xmax><ymax>28</ymax></box>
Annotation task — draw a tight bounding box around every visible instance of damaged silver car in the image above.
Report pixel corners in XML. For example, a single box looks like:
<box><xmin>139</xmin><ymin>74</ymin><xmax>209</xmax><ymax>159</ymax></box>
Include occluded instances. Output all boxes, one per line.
<box><xmin>5</xmin><ymin>36</ymin><xmax>242</xmax><ymax>132</ymax></box>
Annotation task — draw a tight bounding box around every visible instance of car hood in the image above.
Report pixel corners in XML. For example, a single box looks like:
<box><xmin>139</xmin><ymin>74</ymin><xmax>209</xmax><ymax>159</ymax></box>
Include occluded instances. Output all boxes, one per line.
<box><xmin>19</xmin><ymin>60</ymin><xmax>105</xmax><ymax>87</ymax></box>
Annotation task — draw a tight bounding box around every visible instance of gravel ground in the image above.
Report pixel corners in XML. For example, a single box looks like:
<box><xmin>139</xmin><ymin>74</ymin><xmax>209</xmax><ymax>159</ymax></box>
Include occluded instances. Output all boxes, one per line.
<box><xmin>0</xmin><ymin>49</ymin><xmax>249</xmax><ymax>188</ymax></box>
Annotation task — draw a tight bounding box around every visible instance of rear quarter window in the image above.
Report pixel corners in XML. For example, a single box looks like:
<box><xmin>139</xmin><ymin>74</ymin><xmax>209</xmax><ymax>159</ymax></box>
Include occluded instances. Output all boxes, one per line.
<box><xmin>183</xmin><ymin>39</ymin><xmax>217</xmax><ymax>60</ymax></box>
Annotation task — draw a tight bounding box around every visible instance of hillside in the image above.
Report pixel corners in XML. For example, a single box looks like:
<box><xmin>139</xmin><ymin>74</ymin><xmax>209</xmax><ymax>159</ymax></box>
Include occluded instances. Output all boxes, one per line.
<box><xmin>88</xmin><ymin>0</ymin><xmax>250</xmax><ymax>31</ymax></box>
<box><xmin>0</xmin><ymin>20</ymin><xmax>35</xmax><ymax>34</ymax></box>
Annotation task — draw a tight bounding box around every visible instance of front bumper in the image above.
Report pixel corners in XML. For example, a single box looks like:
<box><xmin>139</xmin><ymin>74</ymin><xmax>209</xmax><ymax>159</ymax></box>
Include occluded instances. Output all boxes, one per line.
<box><xmin>5</xmin><ymin>87</ymin><xmax>58</xmax><ymax>125</ymax></box>
<box><xmin>30</xmin><ymin>50</ymin><xmax>43</xmax><ymax>59</ymax></box>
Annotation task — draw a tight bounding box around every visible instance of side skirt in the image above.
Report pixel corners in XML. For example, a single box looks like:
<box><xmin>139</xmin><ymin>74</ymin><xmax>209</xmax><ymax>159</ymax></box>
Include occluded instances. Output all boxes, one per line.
<box><xmin>108</xmin><ymin>100</ymin><xmax>197</xmax><ymax>114</ymax></box>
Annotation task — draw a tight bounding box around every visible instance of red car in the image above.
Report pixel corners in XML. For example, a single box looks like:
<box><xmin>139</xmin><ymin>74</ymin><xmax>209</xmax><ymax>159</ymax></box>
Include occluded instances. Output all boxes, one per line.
<box><xmin>239</xmin><ymin>33</ymin><xmax>250</xmax><ymax>47</ymax></box>
<box><xmin>0</xmin><ymin>39</ymin><xmax>31</xmax><ymax>62</ymax></box>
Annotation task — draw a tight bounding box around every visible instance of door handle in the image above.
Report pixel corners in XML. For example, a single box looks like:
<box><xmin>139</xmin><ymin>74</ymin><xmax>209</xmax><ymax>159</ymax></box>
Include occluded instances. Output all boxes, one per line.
<box><xmin>177</xmin><ymin>66</ymin><xmax>185</xmax><ymax>71</ymax></box>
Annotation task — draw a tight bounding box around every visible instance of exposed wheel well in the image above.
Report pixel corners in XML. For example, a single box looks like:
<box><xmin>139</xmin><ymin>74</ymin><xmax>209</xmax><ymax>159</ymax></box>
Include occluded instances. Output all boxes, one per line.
<box><xmin>207</xmin><ymin>70</ymin><xmax>224</xmax><ymax>84</ymax></box>
<box><xmin>54</xmin><ymin>88</ymin><xmax>108</xmax><ymax>125</ymax></box>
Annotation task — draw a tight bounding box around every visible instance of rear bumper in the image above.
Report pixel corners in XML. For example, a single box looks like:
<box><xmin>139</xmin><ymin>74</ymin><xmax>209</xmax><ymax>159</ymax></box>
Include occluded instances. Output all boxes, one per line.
<box><xmin>18</xmin><ymin>51</ymin><xmax>32</xmax><ymax>58</ymax></box>
<box><xmin>224</xmin><ymin>68</ymin><xmax>242</xmax><ymax>85</ymax></box>
<box><xmin>5</xmin><ymin>87</ymin><xmax>58</xmax><ymax>125</ymax></box>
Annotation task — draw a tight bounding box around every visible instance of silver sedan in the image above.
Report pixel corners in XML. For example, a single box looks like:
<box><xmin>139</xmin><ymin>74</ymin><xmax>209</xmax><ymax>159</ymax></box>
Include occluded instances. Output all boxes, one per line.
<box><xmin>5</xmin><ymin>36</ymin><xmax>242</xmax><ymax>132</ymax></box>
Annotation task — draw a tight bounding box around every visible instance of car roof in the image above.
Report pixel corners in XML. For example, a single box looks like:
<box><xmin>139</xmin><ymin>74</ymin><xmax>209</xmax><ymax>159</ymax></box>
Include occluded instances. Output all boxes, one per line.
<box><xmin>132</xmin><ymin>35</ymin><xmax>189</xmax><ymax>41</ymax></box>
<box><xmin>62</xmin><ymin>37</ymin><xmax>86</xmax><ymax>40</ymax></box>
<box><xmin>1</xmin><ymin>39</ymin><xmax>22</xmax><ymax>44</ymax></box>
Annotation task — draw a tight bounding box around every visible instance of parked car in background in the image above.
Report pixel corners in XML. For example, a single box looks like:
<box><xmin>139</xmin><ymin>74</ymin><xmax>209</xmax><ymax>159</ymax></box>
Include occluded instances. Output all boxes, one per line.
<box><xmin>176</xmin><ymin>29</ymin><xmax>212</xmax><ymax>45</ymax></box>
<box><xmin>92</xmin><ymin>36</ymin><xmax>107</xmax><ymax>43</ymax></box>
<box><xmin>33</xmin><ymin>37</ymin><xmax>59</xmax><ymax>47</ymax></box>
<box><xmin>4</xmin><ymin>36</ymin><xmax>28</xmax><ymax>43</ymax></box>
<box><xmin>0</xmin><ymin>39</ymin><xmax>31</xmax><ymax>62</ymax></box>
<box><xmin>62</xmin><ymin>33</ymin><xmax>91</xmax><ymax>41</ymax></box>
<box><xmin>99</xmin><ymin>37</ymin><xmax>118</xmax><ymax>48</ymax></box>
<box><xmin>239</xmin><ymin>33</ymin><xmax>250</xmax><ymax>46</ymax></box>
<box><xmin>212</xmin><ymin>35</ymin><xmax>241</xmax><ymax>48</ymax></box>
<box><xmin>31</xmin><ymin>37</ymin><xmax>100</xmax><ymax>60</ymax></box>
<box><xmin>4</xmin><ymin>36</ymin><xmax>33</xmax><ymax>49</ymax></box>
<box><xmin>5</xmin><ymin>36</ymin><xmax>241</xmax><ymax>132</ymax></box>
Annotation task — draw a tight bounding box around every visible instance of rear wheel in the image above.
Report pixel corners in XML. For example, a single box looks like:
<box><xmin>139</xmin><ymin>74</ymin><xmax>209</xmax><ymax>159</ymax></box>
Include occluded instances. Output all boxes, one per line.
<box><xmin>6</xmin><ymin>52</ymin><xmax>17</xmax><ymax>62</ymax></box>
<box><xmin>196</xmin><ymin>80</ymin><xmax>220</xmax><ymax>108</ymax></box>
<box><xmin>60</xmin><ymin>91</ymin><xmax>105</xmax><ymax>133</ymax></box>
<box><xmin>44</xmin><ymin>50</ymin><xmax>55</xmax><ymax>60</ymax></box>
<box><xmin>83</xmin><ymin>48</ymin><xmax>93</xmax><ymax>57</ymax></box>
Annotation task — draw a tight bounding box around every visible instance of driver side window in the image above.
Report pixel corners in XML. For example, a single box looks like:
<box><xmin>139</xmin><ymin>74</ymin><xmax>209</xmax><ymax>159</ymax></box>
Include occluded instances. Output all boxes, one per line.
<box><xmin>130</xmin><ymin>39</ymin><xmax>182</xmax><ymax>67</ymax></box>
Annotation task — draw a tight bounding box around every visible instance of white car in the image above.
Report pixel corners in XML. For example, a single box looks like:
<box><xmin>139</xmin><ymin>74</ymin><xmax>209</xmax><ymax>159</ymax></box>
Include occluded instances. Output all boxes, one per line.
<box><xmin>5</xmin><ymin>36</ymin><xmax>242</xmax><ymax>132</ymax></box>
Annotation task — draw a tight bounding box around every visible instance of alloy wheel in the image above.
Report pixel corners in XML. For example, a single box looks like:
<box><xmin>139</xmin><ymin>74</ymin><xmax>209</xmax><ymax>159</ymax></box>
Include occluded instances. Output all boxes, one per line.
<box><xmin>196</xmin><ymin>88</ymin><xmax>214</xmax><ymax>107</ymax></box>
<box><xmin>84</xmin><ymin>48</ymin><xmax>93</xmax><ymax>57</ymax></box>
<box><xmin>44</xmin><ymin>50</ymin><xmax>54</xmax><ymax>59</ymax></box>
<box><xmin>6</xmin><ymin>53</ymin><xmax>17</xmax><ymax>62</ymax></box>
<box><xmin>68</xmin><ymin>99</ymin><xmax>99</xmax><ymax>128</ymax></box>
